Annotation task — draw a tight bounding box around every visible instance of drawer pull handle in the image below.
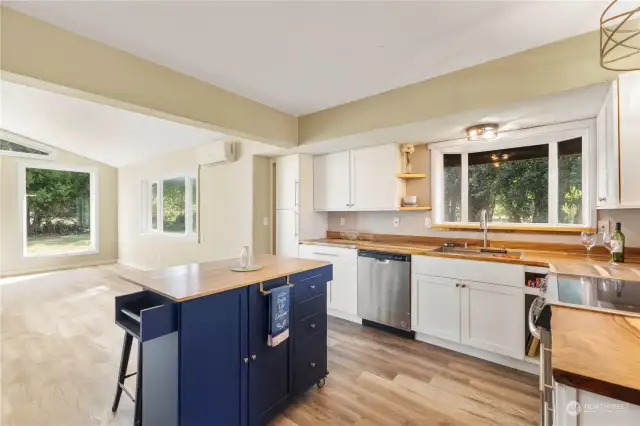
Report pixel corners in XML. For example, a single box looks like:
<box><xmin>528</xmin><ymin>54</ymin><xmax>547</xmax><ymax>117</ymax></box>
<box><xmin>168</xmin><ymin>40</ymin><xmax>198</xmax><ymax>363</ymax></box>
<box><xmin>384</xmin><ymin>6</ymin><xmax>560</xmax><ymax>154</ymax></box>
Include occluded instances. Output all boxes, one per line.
<box><xmin>310</xmin><ymin>362</ymin><xmax>316</xmax><ymax>368</ymax></box>
<box><xmin>310</xmin><ymin>324</ymin><xmax>316</xmax><ymax>329</ymax></box>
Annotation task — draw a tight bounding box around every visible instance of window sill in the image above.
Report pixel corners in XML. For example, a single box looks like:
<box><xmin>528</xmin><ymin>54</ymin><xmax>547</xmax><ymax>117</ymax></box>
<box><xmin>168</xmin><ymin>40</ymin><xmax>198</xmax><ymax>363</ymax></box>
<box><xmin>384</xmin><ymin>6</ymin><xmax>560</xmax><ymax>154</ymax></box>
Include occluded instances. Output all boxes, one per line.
<box><xmin>431</xmin><ymin>223</ymin><xmax>597</xmax><ymax>234</ymax></box>
<box><xmin>141</xmin><ymin>231</ymin><xmax>198</xmax><ymax>241</ymax></box>
<box><xmin>23</xmin><ymin>249</ymin><xmax>99</xmax><ymax>258</ymax></box>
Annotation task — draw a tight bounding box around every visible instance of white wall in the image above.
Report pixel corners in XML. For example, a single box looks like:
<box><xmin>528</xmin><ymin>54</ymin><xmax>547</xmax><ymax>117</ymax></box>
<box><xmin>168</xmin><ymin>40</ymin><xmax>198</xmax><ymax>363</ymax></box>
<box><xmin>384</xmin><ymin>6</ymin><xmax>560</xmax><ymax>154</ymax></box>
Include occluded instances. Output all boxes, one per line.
<box><xmin>0</xmin><ymin>151</ymin><xmax>118</xmax><ymax>276</ymax></box>
<box><xmin>117</xmin><ymin>140</ymin><xmax>273</xmax><ymax>270</ymax></box>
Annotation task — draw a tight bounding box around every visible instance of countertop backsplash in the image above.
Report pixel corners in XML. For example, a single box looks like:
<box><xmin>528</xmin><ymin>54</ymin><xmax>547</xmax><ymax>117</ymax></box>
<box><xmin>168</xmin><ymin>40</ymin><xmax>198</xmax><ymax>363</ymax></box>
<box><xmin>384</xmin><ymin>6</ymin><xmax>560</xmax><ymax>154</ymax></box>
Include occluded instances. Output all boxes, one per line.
<box><xmin>328</xmin><ymin>209</ymin><xmax>640</xmax><ymax>247</ymax></box>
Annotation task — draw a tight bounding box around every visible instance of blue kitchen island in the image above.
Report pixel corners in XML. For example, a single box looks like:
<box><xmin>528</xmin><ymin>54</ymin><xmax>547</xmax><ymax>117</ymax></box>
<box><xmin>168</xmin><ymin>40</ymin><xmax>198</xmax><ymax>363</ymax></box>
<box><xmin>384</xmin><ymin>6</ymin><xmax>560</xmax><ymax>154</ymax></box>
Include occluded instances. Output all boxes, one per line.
<box><xmin>117</xmin><ymin>254</ymin><xmax>332</xmax><ymax>426</ymax></box>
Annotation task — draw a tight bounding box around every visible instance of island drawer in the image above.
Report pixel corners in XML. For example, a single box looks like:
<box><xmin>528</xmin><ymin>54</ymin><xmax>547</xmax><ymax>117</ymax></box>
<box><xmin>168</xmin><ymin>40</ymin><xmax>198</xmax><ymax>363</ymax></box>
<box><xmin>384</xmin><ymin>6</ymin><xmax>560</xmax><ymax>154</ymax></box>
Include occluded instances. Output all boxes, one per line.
<box><xmin>294</xmin><ymin>312</ymin><xmax>327</xmax><ymax>351</ymax></box>
<box><xmin>115</xmin><ymin>290</ymin><xmax>179</xmax><ymax>342</ymax></box>
<box><xmin>292</xmin><ymin>266</ymin><xmax>331</xmax><ymax>302</ymax></box>
<box><xmin>293</xmin><ymin>333</ymin><xmax>328</xmax><ymax>395</ymax></box>
<box><xmin>294</xmin><ymin>293</ymin><xmax>325</xmax><ymax>322</ymax></box>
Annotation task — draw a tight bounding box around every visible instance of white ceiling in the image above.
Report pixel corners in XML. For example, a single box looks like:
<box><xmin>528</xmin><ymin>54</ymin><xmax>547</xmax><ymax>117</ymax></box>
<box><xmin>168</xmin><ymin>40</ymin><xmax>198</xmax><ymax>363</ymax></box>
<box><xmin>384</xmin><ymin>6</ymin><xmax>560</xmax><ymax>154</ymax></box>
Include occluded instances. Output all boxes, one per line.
<box><xmin>0</xmin><ymin>81</ymin><xmax>224</xmax><ymax>167</ymax></box>
<box><xmin>7</xmin><ymin>1</ymin><xmax>610</xmax><ymax>116</ymax></box>
<box><xmin>278</xmin><ymin>83</ymin><xmax>610</xmax><ymax>155</ymax></box>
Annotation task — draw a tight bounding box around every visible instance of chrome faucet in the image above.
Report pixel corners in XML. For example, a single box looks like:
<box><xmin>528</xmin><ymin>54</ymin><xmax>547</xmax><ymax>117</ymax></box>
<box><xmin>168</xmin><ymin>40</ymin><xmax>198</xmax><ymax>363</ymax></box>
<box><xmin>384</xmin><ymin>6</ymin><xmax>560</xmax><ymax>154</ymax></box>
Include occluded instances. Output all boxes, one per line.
<box><xmin>479</xmin><ymin>209</ymin><xmax>488</xmax><ymax>249</ymax></box>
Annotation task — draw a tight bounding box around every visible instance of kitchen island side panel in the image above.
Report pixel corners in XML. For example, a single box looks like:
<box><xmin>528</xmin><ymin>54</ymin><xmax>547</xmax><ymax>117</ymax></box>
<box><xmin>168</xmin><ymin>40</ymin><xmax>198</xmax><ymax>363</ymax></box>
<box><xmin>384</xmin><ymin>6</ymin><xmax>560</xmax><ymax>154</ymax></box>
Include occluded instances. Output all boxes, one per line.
<box><xmin>179</xmin><ymin>287</ymin><xmax>249</xmax><ymax>426</ymax></box>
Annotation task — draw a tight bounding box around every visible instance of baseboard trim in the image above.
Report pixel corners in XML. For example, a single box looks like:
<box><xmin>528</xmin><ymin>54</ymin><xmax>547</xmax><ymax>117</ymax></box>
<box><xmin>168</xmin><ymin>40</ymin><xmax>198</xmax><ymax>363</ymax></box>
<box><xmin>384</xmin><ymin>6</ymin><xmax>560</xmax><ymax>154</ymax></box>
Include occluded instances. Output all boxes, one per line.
<box><xmin>414</xmin><ymin>332</ymin><xmax>539</xmax><ymax>375</ymax></box>
<box><xmin>0</xmin><ymin>259</ymin><xmax>118</xmax><ymax>278</ymax></box>
<box><xmin>328</xmin><ymin>309</ymin><xmax>362</xmax><ymax>324</ymax></box>
<box><xmin>117</xmin><ymin>260</ymin><xmax>150</xmax><ymax>271</ymax></box>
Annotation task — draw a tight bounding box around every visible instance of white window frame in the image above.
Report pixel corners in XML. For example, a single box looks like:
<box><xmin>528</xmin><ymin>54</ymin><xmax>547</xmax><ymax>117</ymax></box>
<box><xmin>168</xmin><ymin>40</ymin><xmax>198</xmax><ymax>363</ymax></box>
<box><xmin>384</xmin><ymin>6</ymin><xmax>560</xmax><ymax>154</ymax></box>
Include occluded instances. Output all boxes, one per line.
<box><xmin>430</xmin><ymin>120</ymin><xmax>596</xmax><ymax>228</ymax></box>
<box><xmin>18</xmin><ymin>162</ymin><xmax>99</xmax><ymax>258</ymax></box>
<box><xmin>142</xmin><ymin>174</ymin><xmax>197</xmax><ymax>238</ymax></box>
<box><xmin>1</xmin><ymin>129</ymin><xmax>57</xmax><ymax>161</ymax></box>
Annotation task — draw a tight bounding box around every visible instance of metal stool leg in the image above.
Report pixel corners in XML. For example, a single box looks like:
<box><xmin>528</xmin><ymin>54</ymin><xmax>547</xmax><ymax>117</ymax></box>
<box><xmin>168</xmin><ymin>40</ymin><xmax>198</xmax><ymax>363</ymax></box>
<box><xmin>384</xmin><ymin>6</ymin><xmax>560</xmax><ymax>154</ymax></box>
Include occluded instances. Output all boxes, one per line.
<box><xmin>134</xmin><ymin>341</ymin><xmax>143</xmax><ymax>426</ymax></box>
<box><xmin>112</xmin><ymin>332</ymin><xmax>133</xmax><ymax>413</ymax></box>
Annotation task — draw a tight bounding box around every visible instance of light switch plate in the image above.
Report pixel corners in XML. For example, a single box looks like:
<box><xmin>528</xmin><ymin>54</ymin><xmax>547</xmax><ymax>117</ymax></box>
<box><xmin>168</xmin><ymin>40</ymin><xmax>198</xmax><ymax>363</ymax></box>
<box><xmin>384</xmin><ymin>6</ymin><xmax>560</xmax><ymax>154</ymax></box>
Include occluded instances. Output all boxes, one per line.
<box><xmin>598</xmin><ymin>220</ymin><xmax>610</xmax><ymax>235</ymax></box>
<box><xmin>393</xmin><ymin>217</ymin><xmax>400</xmax><ymax>227</ymax></box>
<box><xmin>340</xmin><ymin>217</ymin><xmax>346</xmax><ymax>226</ymax></box>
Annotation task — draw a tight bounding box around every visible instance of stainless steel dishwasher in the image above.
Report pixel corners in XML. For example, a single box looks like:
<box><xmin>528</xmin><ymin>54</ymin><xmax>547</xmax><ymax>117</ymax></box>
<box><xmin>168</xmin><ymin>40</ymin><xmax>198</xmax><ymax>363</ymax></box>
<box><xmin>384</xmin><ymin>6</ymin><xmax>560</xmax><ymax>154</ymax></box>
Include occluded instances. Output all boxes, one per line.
<box><xmin>357</xmin><ymin>250</ymin><xmax>412</xmax><ymax>336</ymax></box>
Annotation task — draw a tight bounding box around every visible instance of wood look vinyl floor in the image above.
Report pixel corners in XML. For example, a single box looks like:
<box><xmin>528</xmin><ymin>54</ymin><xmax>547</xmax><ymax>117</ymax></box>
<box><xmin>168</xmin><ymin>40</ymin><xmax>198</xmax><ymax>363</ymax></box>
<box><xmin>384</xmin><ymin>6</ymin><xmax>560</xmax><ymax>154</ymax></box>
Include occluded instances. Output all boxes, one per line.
<box><xmin>1</xmin><ymin>265</ymin><xmax>539</xmax><ymax>426</ymax></box>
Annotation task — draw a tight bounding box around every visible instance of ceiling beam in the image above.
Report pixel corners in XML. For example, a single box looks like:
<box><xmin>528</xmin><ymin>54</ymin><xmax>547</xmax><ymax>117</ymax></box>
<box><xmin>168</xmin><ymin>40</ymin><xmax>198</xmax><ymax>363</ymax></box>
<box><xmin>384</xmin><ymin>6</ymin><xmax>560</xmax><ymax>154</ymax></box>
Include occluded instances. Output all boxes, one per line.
<box><xmin>0</xmin><ymin>7</ymin><xmax>298</xmax><ymax>148</ymax></box>
<box><xmin>298</xmin><ymin>30</ymin><xmax>620</xmax><ymax>144</ymax></box>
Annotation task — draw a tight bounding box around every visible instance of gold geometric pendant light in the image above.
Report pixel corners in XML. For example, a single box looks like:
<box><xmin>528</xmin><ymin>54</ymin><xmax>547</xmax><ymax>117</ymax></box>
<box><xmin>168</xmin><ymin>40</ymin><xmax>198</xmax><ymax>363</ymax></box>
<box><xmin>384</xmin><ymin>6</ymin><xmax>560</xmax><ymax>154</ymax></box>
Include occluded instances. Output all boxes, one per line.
<box><xmin>600</xmin><ymin>0</ymin><xmax>640</xmax><ymax>71</ymax></box>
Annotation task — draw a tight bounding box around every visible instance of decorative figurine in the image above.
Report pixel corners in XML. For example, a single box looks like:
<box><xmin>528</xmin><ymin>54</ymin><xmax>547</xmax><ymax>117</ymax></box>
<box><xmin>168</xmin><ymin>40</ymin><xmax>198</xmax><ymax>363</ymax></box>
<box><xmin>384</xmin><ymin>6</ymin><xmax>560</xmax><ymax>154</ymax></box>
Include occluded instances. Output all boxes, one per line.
<box><xmin>401</xmin><ymin>144</ymin><xmax>415</xmax><ymax>173</ymax></box>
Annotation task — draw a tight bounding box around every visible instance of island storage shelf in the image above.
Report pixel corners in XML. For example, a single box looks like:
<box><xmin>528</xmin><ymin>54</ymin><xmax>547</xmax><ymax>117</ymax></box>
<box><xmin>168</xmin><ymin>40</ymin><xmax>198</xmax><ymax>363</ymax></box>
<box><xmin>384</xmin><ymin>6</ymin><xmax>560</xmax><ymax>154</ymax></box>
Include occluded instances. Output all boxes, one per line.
<box><xmin>116</xmin><ymin>262</ymin><xmax>333</xmax><ymax>426</ymax></box>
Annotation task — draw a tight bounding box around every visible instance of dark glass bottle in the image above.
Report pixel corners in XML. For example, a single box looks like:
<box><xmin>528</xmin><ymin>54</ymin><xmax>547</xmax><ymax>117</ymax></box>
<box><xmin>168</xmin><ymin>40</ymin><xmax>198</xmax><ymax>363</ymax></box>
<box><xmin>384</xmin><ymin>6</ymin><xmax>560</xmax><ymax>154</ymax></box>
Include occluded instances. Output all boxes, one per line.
<box><xmin>612</xmin><ymin>222</ymin><xmax>625</xmax><ymax>263</ymax></box>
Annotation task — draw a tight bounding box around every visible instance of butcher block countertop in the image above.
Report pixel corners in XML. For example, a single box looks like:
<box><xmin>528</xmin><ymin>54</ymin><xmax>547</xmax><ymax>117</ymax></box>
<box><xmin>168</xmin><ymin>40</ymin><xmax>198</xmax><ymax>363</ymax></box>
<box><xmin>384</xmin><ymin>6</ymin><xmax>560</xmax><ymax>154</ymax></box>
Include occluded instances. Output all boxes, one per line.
<box><xmin>552</xmin><ymin>305</ymin><xmax>640</xmax><ymax>405</ymax></box>
<box><xmin>300</xmin><ymin>238</ymin><xmax>640</xmax><ymax>279</ymax></box>
<box><xmin>120</xmin><ymin>254</ymin><xmax>330</xmax><ymax>302</ymax></box>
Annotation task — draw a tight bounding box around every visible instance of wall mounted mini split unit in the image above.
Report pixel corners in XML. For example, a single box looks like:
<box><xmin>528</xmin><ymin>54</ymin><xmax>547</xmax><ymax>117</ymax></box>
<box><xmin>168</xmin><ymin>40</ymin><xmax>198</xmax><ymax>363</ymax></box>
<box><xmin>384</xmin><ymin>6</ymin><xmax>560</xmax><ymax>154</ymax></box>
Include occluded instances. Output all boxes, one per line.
<box><xmin>197</xmin><ymin>141</ymin><xmax>237</xmax><ymax>166</ymax></box>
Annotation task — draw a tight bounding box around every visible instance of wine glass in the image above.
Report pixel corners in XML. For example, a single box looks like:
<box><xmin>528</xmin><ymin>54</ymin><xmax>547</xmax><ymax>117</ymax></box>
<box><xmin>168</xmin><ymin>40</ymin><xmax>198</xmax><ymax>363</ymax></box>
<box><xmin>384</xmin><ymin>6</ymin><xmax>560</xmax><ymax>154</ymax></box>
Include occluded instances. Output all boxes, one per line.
<box><xmin>602</xmin><ymin>232</ymin><xmax>622</xmax><ymax>266</ymax></box>
<box><xmin>580</xmin><ymin>232</ymin><xmax>597</xmax><ymax>260</ymax></box>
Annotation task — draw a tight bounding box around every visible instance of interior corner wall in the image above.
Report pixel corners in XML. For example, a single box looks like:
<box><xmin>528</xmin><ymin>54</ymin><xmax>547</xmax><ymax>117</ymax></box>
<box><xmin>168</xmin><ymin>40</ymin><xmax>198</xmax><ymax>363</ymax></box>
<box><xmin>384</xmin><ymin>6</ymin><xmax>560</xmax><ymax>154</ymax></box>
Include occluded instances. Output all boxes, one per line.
<box><xmin>252</xmin><ymin>156</ymin><xmax>272</xmax><ymax>256</ymax></box>
<box><xmin>117</xmin><ymin>141</ymin><xmax>272</xmax><ymax>270</ymax></box>
<box><xmin>0</xmin><ymin>152</ymin><xmax>118</xmax><ymax>277</ymax></box>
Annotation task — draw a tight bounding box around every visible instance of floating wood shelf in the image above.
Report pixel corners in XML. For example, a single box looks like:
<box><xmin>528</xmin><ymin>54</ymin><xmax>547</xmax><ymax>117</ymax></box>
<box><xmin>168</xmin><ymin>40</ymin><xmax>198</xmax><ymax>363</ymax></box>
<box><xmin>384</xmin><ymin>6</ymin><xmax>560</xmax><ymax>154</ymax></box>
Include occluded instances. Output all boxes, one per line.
<box><xmin>396</xmin><ymin>173</ymin><xmax>427</xmax><ymax>179</ymax></box>
<box><xmin>399</xmin><ymin>206</ymin><xmax>432</xmax><ymax>211</ymax></box>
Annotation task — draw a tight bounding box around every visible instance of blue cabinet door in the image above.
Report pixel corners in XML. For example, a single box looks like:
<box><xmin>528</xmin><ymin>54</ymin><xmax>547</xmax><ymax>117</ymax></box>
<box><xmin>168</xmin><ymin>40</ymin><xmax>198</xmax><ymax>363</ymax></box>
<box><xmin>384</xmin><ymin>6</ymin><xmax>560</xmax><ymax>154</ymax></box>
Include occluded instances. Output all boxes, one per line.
<box><xmin>248</xmin><ymin>279</ymin><xmax>292</xmax><ymax>426</ymax></box>
<box><xmin>180</xmin><ymin>287</ymin><xmax>248</xmax><ymax>426</ymax></box>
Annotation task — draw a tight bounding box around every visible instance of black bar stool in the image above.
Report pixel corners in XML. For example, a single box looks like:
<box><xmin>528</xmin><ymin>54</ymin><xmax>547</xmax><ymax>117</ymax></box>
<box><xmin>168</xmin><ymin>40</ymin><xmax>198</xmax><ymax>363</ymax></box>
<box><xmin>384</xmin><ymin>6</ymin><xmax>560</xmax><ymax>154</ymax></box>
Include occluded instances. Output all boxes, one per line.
<box><xmin>112</xmin><ymin>309</ymin><xmax>143</xmax><ymax>426</ymax></box>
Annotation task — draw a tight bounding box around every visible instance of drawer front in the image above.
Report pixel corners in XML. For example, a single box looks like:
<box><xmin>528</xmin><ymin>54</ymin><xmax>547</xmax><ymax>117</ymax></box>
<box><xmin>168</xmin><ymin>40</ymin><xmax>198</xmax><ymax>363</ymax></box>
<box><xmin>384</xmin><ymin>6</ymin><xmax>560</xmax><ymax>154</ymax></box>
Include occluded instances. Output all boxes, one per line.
<box><xmin>293</xmin><ymin>333</ymin><xmax>327</xmax><ymax>396</ymax></box>
<box><xmin>412</xmin><ymin>255</ymin><xmax>524</xmax><ymax>288</ymax></box>
<box><xmin>295</xmin><ymin>312</ymin><xmax>327</xmax><ymax>351</ymax></box>
<box><xmin>299</xmin><ymin>244</ymin><xmax>358</xmax><ymax>260</ymax></box>
<box><xmin>294</xmin><ymin>293</ymin><xmax>326</xmax><ymax>322</ymax></box>
<box><xmin>293</xmin><ymin>274</ymin><xmax>328</xmax><ymax>303</ymax></box>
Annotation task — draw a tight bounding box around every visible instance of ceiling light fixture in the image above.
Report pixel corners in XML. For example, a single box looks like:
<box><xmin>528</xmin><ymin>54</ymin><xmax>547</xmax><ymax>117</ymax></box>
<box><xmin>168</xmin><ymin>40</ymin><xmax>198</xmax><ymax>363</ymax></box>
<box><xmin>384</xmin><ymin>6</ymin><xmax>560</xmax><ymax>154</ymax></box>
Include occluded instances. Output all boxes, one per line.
<box><xmin>466</xmin><ymin>123</ymin><xmax>499</xmax><ymax>141</ymax></box>
<box><xmin>600</xmin><ymin>0</ymin><xmax>640</xmax><ymax>71</ymax></box>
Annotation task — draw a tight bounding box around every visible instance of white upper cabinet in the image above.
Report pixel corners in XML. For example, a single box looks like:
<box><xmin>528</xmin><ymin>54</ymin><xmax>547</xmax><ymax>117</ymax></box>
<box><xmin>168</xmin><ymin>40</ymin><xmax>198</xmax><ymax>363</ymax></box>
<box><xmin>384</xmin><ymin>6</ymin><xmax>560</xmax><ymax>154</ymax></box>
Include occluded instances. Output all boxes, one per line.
<box><xmin>597</xmin><ymin>72</ymin><xmax>640</xmax><ymax>209</ymax></box>
<box><xmin>350</xmin><ymin>144</ymin><xmax>401</xmax><ymax>211</ymax></box>
<box><xmin>313</xmin><ymin>151</ymin><xmax>351</xmax><ymax>211</ymax></box>
<box><xmin>618</xmin><ymin>72</ymin><xmax>640</xmax><ymax>207</ymax></box>
<box><xmin>276</xmin><ymin>154</ymin><xmax>299</xmax><ymax>210</ymax></box>
<box><xmin>314</xmin><ymin>144</ymin><xmax>403</xmax><ymax>211</ymax></box>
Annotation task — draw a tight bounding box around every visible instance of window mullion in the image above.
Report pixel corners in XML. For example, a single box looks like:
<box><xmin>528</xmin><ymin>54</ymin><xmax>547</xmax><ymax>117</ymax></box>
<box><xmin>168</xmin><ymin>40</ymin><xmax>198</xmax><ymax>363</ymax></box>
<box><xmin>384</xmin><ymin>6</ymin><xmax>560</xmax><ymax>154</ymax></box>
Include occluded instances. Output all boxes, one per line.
<box><xmin>185</xmin><ymin>177</ymin><xmax>192</xmax><ymax>235</ymax></box>
<box><xmin>548</xmin><ymin>142</ymin><xmax>559</xmax><ymax>225</ymax></box>
<box><xmin>159</xmin><ymin>181</ymin><xmax>164</xmax><ymax>233</ymax></box>
<box><xmin>461</xmin><ymin>153</ymin><xmax>469</xmax><ymax>223</ymax></box>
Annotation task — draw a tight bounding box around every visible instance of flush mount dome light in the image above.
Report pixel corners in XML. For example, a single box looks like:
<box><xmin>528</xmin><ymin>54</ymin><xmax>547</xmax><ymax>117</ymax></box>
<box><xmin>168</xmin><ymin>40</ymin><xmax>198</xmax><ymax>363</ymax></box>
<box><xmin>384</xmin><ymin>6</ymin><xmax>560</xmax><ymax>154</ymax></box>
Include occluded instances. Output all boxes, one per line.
<box><xmin>466</xmin><ymin>124</ymin><xmax>499</xmax><ymax>141</ymax></box>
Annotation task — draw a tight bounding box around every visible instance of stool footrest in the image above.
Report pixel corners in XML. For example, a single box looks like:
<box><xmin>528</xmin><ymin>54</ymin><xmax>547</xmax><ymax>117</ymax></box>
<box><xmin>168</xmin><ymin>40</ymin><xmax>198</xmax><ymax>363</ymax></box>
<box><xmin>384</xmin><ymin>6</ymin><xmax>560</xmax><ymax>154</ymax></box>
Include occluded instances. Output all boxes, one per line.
<box><xmin>124</xmin><ymin>372</ymin><xmax>137</xmax><ymax>379</ymax></box>
<box><xmin>118</xmin><ymin>383</ymin><xmax>136</xmax><ymax>403</ymax></box>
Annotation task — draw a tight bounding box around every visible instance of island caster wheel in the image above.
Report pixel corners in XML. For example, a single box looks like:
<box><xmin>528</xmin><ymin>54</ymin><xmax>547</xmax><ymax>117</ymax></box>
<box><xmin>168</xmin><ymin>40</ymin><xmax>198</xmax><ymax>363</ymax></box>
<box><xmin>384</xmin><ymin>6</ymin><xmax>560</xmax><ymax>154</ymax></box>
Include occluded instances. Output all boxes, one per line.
<box><xmin>317</xmin><ymin>377</ymin><xmax>326</xmax><ymax>389</ymax></box>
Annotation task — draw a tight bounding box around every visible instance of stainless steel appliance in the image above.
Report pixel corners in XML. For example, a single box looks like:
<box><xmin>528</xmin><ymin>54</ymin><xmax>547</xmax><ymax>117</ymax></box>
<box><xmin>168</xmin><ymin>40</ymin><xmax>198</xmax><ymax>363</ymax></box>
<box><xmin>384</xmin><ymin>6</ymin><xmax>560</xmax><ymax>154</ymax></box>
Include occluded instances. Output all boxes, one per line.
<box><xmin>357</xmin><ymin>250</ymin><xmax>412</xmax><ymax>334</ymax></box>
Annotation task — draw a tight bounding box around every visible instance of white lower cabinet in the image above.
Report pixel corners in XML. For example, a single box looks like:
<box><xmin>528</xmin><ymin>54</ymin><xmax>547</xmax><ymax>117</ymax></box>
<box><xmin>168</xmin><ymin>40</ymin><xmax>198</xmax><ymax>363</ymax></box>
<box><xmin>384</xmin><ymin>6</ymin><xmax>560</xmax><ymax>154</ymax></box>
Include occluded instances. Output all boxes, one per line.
<box><xmin>411</xmin><ymin>275</ymin><xmax>461</xmax><ymax>342</ymax></box>
<box><xmin>298</xmin><ymin>244</ymin><xmax>358</xmax><ymax>321</ymax></box>
<box><xmin>460</xmin><ymin>280</ymin><xmax>524</xmax><ymax>359</ymax></box>
<box><xmin>412</xmin><ymin>271</ymin><xmax>524</xmax><ymax>360</ymax></box>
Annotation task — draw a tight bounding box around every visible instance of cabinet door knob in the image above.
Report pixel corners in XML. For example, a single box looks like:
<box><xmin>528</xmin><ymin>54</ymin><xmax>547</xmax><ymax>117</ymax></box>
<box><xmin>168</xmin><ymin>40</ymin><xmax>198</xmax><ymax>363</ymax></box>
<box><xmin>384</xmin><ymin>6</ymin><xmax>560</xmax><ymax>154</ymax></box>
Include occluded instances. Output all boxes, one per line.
<box><xmin>598</xmin><ymin>196</ymin><xmax>607</xmax><ymax>202</ymax></box>
<box><xmin>310</xmin><ymin>323</ymin><xmax>316</xmax><ymax>329</ymax></box>
<box><xmin>251</xmin><ymin>354</ymin><xmax>257</xmax><ymax>361</ymax></box>
<box><xmin>310</xmin><ymin>362</ymin><xmax>316</xmax><ymax>368</ymax></box>
<box><xmin>310</xmin><ymin>285</ymin><xmax>316</xmax><ymax>289</ymax></box>
<box><xmin>243</xmin><ymin>357</ymin><xmax>249</xmax><ymax>364</ymax></box>
<box><xmin>461</xmin><ymin>284</ymin><xmax>467</xmax><ymax>288</ymax></box>
<box><xmin>455</xmin><ymin>283</ymin><xmax>460</xmax><ymax>288</ymax></box>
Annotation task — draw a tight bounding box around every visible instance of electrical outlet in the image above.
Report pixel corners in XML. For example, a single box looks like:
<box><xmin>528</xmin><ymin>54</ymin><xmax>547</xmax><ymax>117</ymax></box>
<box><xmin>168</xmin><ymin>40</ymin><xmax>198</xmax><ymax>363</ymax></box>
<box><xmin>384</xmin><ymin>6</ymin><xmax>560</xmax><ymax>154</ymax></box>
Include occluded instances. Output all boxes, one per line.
<box><xmin>424</xmin><ymin>216</ymin><xmax>432</xmax><ymax>228</ymax></box>
<box><xmin>263</xmin><ymin>217</ymin><xmax>269</xmax><ymax>226</ymax></box>
<box><xmin>340</xmin><ymin>217</ymin><xmax>346</xmax><ymax>226</ymax></box>
<box><xmin>393</xmin><ymin>217</ymin><xmax>400</xmax><ymax>227</ymax></box>
<box><xmin>598</xmin><ymin>220</ymin><xmax>610</xmax><ymax>235</ymax></box>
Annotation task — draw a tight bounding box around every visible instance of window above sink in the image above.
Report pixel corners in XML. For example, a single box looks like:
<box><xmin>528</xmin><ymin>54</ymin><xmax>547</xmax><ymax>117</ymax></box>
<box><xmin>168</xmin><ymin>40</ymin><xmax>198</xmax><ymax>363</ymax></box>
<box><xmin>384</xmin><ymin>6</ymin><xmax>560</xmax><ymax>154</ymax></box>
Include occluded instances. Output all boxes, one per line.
<box><xmin>430</xmin><ymin>120</ymin><xmax>596</xmax><ymax>232</ymax></box>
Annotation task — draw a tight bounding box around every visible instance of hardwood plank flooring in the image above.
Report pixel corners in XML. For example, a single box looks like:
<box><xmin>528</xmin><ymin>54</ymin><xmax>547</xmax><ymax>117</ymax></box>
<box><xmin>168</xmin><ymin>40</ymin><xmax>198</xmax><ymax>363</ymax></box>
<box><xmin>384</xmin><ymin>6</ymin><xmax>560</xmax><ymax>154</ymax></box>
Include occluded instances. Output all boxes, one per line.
<box><xmin>1</xmin><ymin>265</ymin><xmax>539</xmax><ymax>426</ymax></box>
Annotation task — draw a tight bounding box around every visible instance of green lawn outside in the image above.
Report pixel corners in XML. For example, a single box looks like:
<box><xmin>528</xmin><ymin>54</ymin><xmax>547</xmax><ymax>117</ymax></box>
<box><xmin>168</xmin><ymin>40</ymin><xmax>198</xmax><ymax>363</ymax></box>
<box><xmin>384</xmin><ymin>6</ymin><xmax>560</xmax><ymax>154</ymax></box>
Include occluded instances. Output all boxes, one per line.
<box><xmin>27</xmin><ymin>234</ymin><xmax>92</xmax><ymax>255</ymax></box>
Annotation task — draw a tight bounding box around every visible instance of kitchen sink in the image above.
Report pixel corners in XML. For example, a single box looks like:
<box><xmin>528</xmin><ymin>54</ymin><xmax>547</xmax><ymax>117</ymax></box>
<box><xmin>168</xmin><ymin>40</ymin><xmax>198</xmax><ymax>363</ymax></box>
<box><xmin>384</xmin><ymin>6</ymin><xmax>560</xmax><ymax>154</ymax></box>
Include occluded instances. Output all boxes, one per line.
<box><xmin>430</xmin><ymin>246</ymin><xmax>523</xmax><ymax>259</ymax></box>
